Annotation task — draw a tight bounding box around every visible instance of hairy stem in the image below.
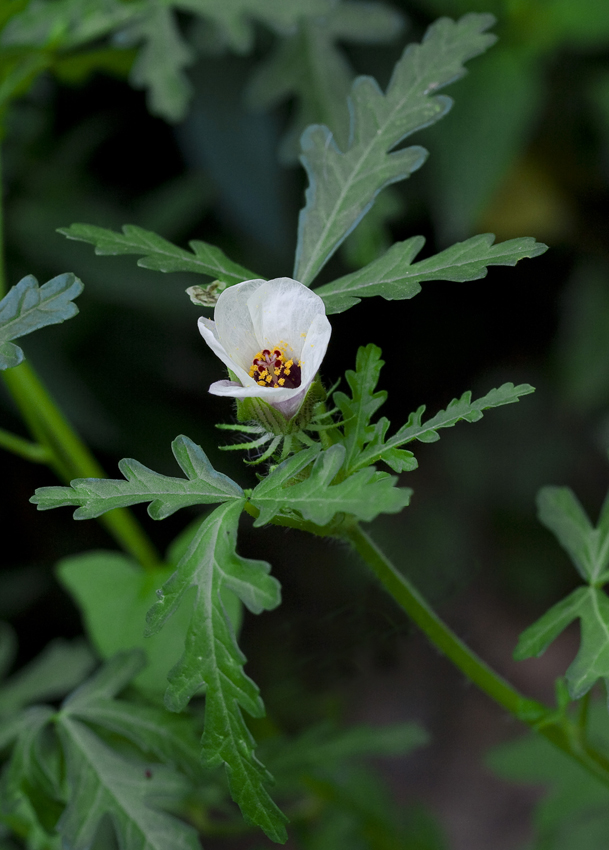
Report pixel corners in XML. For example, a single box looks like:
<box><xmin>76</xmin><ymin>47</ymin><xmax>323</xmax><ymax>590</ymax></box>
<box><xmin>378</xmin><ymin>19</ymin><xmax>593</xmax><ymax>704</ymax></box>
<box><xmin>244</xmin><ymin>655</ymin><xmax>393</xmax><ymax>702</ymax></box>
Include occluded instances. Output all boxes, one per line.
<box><xmin>344</xmin><ymin>522</ymin><xmax>609</xmax><ymax>787</ymax></box>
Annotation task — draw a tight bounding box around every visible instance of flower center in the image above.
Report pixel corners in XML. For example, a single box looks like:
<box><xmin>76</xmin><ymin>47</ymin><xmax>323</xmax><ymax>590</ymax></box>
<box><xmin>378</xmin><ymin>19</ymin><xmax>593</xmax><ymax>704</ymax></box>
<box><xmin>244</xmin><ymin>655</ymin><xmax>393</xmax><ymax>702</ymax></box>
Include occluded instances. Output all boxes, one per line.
<box><xmin>249</xmin><ymin>347</ymin><xmax>302</xmax><ymax>389</ymax></box>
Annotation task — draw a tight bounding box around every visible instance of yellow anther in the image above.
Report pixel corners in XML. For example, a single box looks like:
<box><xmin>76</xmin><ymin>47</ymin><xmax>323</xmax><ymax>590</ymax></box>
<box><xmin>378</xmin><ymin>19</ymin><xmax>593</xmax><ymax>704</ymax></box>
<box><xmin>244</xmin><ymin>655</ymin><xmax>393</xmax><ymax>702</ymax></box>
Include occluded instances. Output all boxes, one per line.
<box><xmin>257</xmin><ymin>380</ymin><xmax>266</xmax><ymax>386</ymax></box>
<box><xmin>265</xmin><ymin>374</ymin><xmax>272</xmax><ymax>383</ymax></box>
<box><xmin>274</xmin><ymin>368</ymin><xmax>280</xmax><ymax>376</ymax></box>
<box><xmin>278</xmin><ymin>378</ymin><xmax>285</xmax><ymax>386</ymax></box>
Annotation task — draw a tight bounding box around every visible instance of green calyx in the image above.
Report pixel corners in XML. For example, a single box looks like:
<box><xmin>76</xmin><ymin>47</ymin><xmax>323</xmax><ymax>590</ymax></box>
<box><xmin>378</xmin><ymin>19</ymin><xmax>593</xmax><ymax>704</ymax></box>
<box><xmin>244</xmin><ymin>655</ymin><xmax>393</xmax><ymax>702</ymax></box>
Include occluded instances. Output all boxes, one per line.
<box><xmin>236</xmin><ymin>378</ymin><xmax>326</xmax><ymax>436</ymax></box>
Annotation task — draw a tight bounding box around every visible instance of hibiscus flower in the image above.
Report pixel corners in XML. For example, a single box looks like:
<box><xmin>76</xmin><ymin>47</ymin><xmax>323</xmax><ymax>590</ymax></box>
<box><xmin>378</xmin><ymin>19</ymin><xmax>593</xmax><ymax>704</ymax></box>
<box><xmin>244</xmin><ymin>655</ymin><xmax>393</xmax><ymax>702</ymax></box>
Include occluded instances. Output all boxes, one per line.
<box><xmin>198</xmin><ymin>277</ymin><xmax>331</xmax><ymax>420</ymax></box>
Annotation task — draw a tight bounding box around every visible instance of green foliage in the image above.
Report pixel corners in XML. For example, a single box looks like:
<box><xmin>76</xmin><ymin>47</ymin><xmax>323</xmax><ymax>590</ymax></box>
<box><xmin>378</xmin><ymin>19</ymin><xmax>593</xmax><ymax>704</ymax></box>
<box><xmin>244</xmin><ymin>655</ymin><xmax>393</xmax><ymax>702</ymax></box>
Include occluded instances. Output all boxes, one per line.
<box><xmin>0</xmin><ymin>273</ymin><xmax>83</xmax><ymax>370</ymax></box>
<box><xmin>2</xmin><ymin>0</ymin><xmax>336</xmax><ymax>121</ymax></box>
<box><xmin>60</xmin><ymin>652</ymin><xmax>201</xmax><ymax>778</ymax></box>
<box><xmin>0</xmin><ymin>706</ymin><xmax>62</xmax><ymax>850</ymax></box>
<box><xmin>31</xmin><ymin>434</ymin><xmax>244</xmax><ymax>519</ymax></box>
<box><xmin>56</xmin><ymin>653</ymin><xmax>200</xmax><ymax>850</ymax></box>
<box><xmin>334</xmin><ymin>344</ymin><xmax>535</xmax><ymax>475</ymax></box>
<box><xmin>515</xmin><ymin>487</ymin><xmax>609</xmax><ymax>700</ymax></box>
<box><xmin>516</xmin><ymin>586</ymin><xmax>609</xmax><ymax>699</ymax></box>
<box><xmin>265</xmin><ymin>721</ymin><xmax>429</xmax><ymax>782</ymax></box>
<box><xmin>537</xmin><ymin>486</ymin><xmax>609</xmax><ymax>585</ymax></box>
<box><xmin>246</xmin><ymin>0</ymin><xmax>404</xmax><ymax>163</ymax></box>
<box><xmin>145</xmin><ymin>500</ymin><xmax>287</xmax><ymax>841</ymax></box>
<box><xmin>0</xmin><ymin>651</ymin><xmax>204</xmax><ymax>850</ymax></box>
<box><xmin>251</xmin><ymin>443</ymin><xmax>412</xmax><ymax>527</ymax></box>
<box><xmin>58</xmin><ymin>222</ymin><xmax>256</xmax><ymax>285</ymax></box>
<box><xmin>181</xmin><ymin>0</ymin><xmax>333</xmax><ymax>54</ymax></box>
<box><xmin>316</xmin><ymin>233</ymin><xmax>548</xmax><ymax>315</ymax></box>
<box><xmin>56</xmin><ymin>552</ymin><xmax>194</xmax><ymax>695</ymax></box>
<box><xmin>0</xmin><ymin>631</ymin><xmax>95</xmax><ymax>722</ymax></box>
<box><xmin>294</xmin><ymin>13</ymin><xmax>497</xmax><ymax>286</ymax></box>
<box><xmin>124</xmin><ymin>1</ymin><xmax>194</xmax><ymax>123</ymax></box>
<box><xmin>488</xmin><ymin>703</ymin><xmax>609</xmax><ymax>850</ymax></box>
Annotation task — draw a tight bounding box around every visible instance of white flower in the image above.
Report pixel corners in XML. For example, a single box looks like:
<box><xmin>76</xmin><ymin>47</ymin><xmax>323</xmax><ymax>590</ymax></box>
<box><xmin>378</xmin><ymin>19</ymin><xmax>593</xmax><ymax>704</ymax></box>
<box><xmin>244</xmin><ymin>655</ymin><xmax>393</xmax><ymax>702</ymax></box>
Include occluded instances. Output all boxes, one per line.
<box><xmin>198</xmin><ymin>277</ymin><xmax>331</xmax><ymax>420</ymax></box>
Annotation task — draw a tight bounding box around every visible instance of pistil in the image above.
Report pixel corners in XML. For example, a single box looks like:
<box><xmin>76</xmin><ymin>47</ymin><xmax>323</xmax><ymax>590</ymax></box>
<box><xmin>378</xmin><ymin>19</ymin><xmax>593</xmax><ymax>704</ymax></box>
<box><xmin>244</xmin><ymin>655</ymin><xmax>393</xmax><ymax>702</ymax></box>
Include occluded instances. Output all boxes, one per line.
<box><xmin>249</xmin><ymin>347</ymin><xmax>302</xmax><ymax>389</ymax></box>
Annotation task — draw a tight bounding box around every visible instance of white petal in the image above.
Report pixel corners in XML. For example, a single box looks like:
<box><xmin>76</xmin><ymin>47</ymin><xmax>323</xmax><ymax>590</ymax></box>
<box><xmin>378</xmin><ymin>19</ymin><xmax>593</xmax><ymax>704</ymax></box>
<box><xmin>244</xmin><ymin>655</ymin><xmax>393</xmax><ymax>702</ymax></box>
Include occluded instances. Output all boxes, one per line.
<box><xmin>197</xmin><ymin>316</ymin><xmax>255</xmax><ymax>387</ymax></box>
<box><xmin>247</xmin><ymin>278</ymin><xmax>326</xmax><ymax>359</ymax></box>
<box><xmin>298</xmin><ymin>313</ymin><xmax>332</xmax><ymax>384</ymax></box>
<box><xmin>213</xmin><ymin>279</ymin><xmax>267</xmax><ymax>370</ymax></box>
<box><xmin>208</xmin><ymin>380</ymin><xmax>307</xmax><ymax>420</ymax></box>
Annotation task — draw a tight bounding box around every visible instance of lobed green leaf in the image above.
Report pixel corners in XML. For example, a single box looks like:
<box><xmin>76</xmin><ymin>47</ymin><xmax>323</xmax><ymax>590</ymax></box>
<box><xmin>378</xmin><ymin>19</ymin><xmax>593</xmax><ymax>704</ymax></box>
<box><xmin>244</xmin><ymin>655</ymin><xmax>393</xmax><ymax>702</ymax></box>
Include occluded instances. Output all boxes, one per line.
<box><xmin>58</xmin><ymin>222</ymin><xmax>257</xmax><ymax>286</ymax></box>
<box><xmin>0</xmin><ymin>639</ymin><xmax>95</xmax><ymax>719</ymax></box>
<box><xmin>350</xmin><ymin>381</ymin><xmax>535</xmax><ymax>473</ymax></box>
<box><xmin>62</xmin><ymin>652</ymin><xmax>201</xmax><ymax>777</ymax></box>
<box><xmin>537</xmin><ymin>486</ymin><xmax>609</xmax><ymax>585</ymax></box>
<box><xmin>30</xmin><ymin>434</ymin><xmax>244</xmax><ymax>520</ymax></box>
<box><xmin>57</xmin><ymin>716</ymin><xmax>199</xmax><ymax>850</ymax></box>
<box><xmin>294</xmin><ymin>13</ymin><xmax>497</xmax><ymax>286</ymax></box>
<box><xmin>145</xmin><ymin>501</ymin><xmax>287</xmax><ymax>841</ymax></box>
<box><xmin>246</xmin><ymin>1</ymin><xmax>404</xmax><ymax>163</ymax></box>
<box><xmin>0</xmin><ymin>273</ymin><xmax>83</xmax><ymax>370</ymax></box>
<box><xmin>514</xmin><ymin>586</ymin><xmax>609</xmax><ymax>700</ymax></box>
<box><xmin>316</xmin><ymin>233</ymin><xmax>548</xmax><ymax>314</ymax></box>
<box><xmin>250</xmin><ymin>443</ymin><xmax>412</xmax><ymax>527</ymax></box>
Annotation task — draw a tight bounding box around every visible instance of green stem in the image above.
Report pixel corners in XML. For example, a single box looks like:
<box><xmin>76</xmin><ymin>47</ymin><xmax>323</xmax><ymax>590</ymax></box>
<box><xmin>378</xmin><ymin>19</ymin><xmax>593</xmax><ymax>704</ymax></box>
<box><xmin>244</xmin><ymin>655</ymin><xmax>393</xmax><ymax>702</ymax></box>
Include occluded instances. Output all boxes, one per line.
<box><xmin>2</xmin><ymin>362</ymin><xmax>159</xmax><ymax>568</ymax></box>
<box><xmin>0</xmin><ymin>141</ymin><xmax>158</xmax><ymax>569</ymax></box>
<box><xmin>0</xmin><ymin>426</ymin><xmax>50</xmax><ymax>463</ymax></box>
<box><xmin>344</xmin><ymin>522</ymin><xmax>609</xmax><ymax>787</ymax></box>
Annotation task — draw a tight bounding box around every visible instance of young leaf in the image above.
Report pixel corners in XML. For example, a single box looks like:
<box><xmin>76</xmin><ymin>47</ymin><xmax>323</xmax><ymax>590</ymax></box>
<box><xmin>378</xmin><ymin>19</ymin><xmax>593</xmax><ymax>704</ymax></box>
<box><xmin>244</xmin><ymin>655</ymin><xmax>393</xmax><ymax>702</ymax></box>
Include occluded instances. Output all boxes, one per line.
<box><xmin>125</xmin><ymin>0</ymin><xmax>194</xmax><ymax>122</ymax></box>
<box><xmin>514</xmin><ymin>586</ymin><xmax>609</xmax><ymax>700</ymax></box>
<box><xmin>181</xmin><ymin>0</ymin><xmax>333</xmax><ymax>53</ymax></box>
<box><xmin>0</xmin><ymin>706</ymin><xmax>62</xmax><ymax>850</ymax></box>
<box><xmin>246</xmin><ymin>1</ymin><xmax>404</xmax><ymax>163</ymax></box>
<box><xmin>316</xmin><ymin>233</ymin><xmax>548</xmax><ymax>315</ymax></box>
<box><xmin>332</xmin><ymin>343</ymin><xmax>416</xmax><ymax>475</ymax></box>
<box><xmin>145</xmin><ymin>501</ymin><xmax>287</xmax><ymax>841</ymax></box>
<box><xmin>537</xmin><ymin>486</ymin><xmax>609</xmax><ymax>585</ymax></box>
<box><xmin>58</xmin><ymin>222</ymin><xmax>257</xmax><ymax>285</ymax></box>
<box><xmin>0</xmin><ymin>273</ymin><xmax>83</xmax><ymax>371</ymax></box>
<box><xmin>0</xmin><ymin>639</ymin><xmax>95</xmax><ymax>719</ymax></box>
<box><xmin>250</xmin><ymin>443</ymin><xmax>412</xmax><ymax>527</ymax></box>
<box><xmin>31</xmin><ymin>434</ymin><xmax>244</xmax><ymax>519</ymax></box>
<box><xmin>348</xmin><ymin>382</ymin><xmax>535</xmax><ymax>474</ymax></box>
<box><xmin>62</xmin><ymin>652</ymin><xmax>201</xmax><ymax>777</ymax></box>
<box><xmin>56</xmin><ymin>716</ymin><xmax>199</xmax><ymax>850</ymax></box>
<box><xmin>294</xmin><ymin>13</ymin><xmax>497</xmax><ymax>286</ymax></box>
<box><xmin>0</xmin><ymin>0</ymin><xmax>135</xmax><ymax>50</ymax></box>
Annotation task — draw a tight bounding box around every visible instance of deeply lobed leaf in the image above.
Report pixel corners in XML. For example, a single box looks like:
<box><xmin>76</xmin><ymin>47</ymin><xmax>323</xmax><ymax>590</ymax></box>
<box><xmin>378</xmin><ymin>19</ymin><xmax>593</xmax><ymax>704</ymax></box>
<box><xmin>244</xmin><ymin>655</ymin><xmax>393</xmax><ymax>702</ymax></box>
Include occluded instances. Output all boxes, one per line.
<box><xmin>350</xmin><ymin>381</ymin><xmax>535</xmax><ymax>473</ymax></box>
<box><xmin>30</xmin><ymin>435</ymin><xmax>244</xmax><ymax>519</ymax></box>
<box><xmin>57</xmin><ymin>717</ymin><xmax>199</xmax><ymax>850</ymax></box>
<box><xmin>316</xmin><ymin>233</ymin><xmax>548</xmax><ymax>314</ymax></box>
<box><xmin>145</xmin><ymin>502</ymin><xmax>287</xmax><ymax>841</ymax></box>
<box><xmin>515</xmin><ymin>586</ymin><xmax>609</xmax><ymax>700</ymax></box>
<box><xmin>250</xmin><ymin>443</ymin><xmax>412</xmax><ymax>527</ymax></box>
<box><xmin>537</xmin><ymin>486</ymin><xmax>609</xmax><ymax>585</ymax></box>
<box><xmin>62</xmin><ymin>652</ymin><xmax>201</xmax><ymax>777</ymax></box>
<box><xmin>294</xmin><ymin>13</ymin><xmax>497</xmax><ymax>286</ymax></box>
<box><xmin>0</xmin><ymin>273</ymin><xmax>84</xmax><ymax>370</ymax></box>
<box><xmin>246</xmin><ymin>1</ymin><xmax>404</xmax><ymax>162</ymax></box>
<box><xmin>59</xmin><ymin>222</ymin><xmax>257</xmax><ymax>286</ymax></box>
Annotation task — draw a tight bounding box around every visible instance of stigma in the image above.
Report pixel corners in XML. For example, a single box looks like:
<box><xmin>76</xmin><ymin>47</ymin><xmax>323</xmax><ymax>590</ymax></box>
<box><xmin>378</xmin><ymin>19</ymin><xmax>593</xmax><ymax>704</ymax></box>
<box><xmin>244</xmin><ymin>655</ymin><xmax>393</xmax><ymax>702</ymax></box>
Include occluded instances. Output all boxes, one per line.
<box><xmin>249</xmin><ymin>347</ymin><xmax>302</xmax><ymax>389</ymax></box>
